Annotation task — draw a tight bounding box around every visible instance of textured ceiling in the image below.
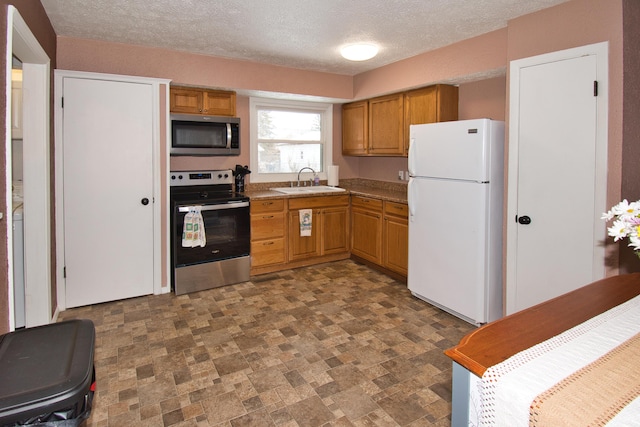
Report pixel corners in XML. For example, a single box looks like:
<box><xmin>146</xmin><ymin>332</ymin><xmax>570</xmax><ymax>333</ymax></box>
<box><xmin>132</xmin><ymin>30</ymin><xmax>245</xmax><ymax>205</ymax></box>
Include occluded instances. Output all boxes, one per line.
<box><xmin>41</xmin><ymin>0</ymin><xmax>569</xmax><ymax>76</ymax></box>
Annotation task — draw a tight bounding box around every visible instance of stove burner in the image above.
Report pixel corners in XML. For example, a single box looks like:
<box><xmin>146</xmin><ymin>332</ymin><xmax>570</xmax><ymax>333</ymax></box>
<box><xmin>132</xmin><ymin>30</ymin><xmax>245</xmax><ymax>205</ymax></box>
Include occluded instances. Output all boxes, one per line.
<box><xmin>169</xmin><ymin>169</ymin><xmax>249</xmax><ymax>204</ymax></box>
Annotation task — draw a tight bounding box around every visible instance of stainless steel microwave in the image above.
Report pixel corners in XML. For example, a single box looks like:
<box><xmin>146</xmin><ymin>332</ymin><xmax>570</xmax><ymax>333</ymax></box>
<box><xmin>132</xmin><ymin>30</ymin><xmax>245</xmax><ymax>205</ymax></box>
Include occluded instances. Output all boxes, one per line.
<box><xmin>170</xmin><ymin>114</ymin><xmax>240</xmax><ymax>156</ymax></box>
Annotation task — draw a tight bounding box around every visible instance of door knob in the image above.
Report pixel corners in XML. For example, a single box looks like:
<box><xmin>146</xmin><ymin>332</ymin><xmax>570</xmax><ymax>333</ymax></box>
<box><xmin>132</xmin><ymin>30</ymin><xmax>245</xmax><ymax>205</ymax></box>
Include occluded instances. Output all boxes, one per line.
<box><xmin>141</xmin><ymin>198</ymin><xmax>149</xmax><ymax>206</ymax></box>
<box><xmin>518</xmin><ymin>215</ymin><xmax>531</xmax><ymax>225</ymax></box>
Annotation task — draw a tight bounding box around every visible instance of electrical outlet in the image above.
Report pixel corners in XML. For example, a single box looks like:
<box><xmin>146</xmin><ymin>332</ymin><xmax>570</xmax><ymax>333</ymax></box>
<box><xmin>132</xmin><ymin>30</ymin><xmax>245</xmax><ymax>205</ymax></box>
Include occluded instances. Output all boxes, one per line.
<box><xmin>405</xmin><ymin>170</ymin><xmax>410</xmax><ymax>181</ymax></box>
<box><xmin>398</xmin><ymin>170</ymin><xmax>404</xmax><ymax>180</ymax></box>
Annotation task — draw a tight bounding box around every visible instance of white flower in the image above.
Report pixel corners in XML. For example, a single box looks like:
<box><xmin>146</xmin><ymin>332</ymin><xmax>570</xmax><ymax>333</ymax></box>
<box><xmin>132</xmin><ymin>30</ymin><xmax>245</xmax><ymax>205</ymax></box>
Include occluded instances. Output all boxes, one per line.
<box><xmin>608</xmin><ymin>219</ymin><xmax>630</xmax><ymax>241</ymax></box>
<box><xmin>603</xmin><ymin>199</ymin><xmax>640</xmax><ymax>257</ymax></box>
<box><xmin>629</xmin><ymin>234</ymin><xmax>640</xmax><ymax>251</ymax></box>
<box><xmin>611</xmin><ymin>199</ymin><xmax>640</xmax><ymax>218</ymax></box>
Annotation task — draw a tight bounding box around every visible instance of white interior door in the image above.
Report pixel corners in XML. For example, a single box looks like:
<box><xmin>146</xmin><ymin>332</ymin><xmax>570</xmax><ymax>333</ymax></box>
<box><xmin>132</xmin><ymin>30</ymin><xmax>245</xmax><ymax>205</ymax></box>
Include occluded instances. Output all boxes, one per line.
<box><xmin>506</xmin><ymin>43</ymin><xmax>608</xmax><ymax>314</ymax></box>
<box><xmin>62</xmin><ymin>77</ymin><xmax>154</xmax><ymax>308</ymax></box>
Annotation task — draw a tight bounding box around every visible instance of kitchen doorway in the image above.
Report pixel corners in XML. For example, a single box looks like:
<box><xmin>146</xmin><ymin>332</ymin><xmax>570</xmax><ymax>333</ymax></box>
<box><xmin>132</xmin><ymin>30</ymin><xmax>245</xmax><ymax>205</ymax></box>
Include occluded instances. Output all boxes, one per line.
<box><xmin>6</xmin><ymin>6</ymin><xmax>52</xmax><ymax>329</ymax></box>
<box><xmin>505</xmin><ymin>42</ymin><xmax>608</xmax><ymax>314</ymax></box>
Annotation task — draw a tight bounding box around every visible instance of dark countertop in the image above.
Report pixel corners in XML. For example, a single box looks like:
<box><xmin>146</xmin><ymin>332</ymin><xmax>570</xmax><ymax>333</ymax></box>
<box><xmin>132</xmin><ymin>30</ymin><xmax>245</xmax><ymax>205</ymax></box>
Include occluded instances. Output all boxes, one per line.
<box><xmin>341</xmin><ymin>183</ymin><xmax>407</xmax><ymax>204</ymax></box>
<box><xmin>244</xmin><ymin>179</ymin><xmax>407</xmax><ymax>204</ymax></box>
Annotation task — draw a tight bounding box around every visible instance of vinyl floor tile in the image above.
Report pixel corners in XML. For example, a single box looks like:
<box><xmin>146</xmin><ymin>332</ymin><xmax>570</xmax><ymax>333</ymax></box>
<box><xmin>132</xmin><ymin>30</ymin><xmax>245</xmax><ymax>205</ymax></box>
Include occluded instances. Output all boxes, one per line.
<box><xmin>59</xmin><ymin>260</ymin><xmax>474</xmax><ymax>426</ymax></box>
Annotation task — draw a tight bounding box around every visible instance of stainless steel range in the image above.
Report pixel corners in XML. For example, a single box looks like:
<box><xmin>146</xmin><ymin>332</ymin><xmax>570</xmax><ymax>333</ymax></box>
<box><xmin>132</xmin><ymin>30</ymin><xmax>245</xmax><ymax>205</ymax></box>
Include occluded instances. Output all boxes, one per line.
<box><xmin>170</xmin><ymin>170</ymin><xmax>250</xmax><ymax>295</ymax></box>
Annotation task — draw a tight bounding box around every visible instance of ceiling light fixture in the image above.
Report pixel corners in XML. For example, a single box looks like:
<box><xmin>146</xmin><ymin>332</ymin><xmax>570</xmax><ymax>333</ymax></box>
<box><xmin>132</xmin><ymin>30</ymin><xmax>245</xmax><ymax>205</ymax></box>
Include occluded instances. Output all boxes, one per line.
<box><xmin>340</xmin><ymin>43</ymin><xmax>379</xmax><ymax>61</ymax></box>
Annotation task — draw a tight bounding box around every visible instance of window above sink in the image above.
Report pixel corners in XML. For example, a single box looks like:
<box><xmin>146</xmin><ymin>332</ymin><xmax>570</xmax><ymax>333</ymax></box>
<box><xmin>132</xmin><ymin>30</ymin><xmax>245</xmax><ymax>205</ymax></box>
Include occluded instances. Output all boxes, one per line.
<box><xmin>250</xmin><ymin>97</ymin><xmax>333</xmax><ymax>183</ymax></box>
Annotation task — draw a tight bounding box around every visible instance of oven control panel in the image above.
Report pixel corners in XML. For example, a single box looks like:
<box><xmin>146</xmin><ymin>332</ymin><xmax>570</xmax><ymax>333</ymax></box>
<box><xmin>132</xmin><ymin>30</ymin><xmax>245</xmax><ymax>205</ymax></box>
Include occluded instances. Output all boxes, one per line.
<box><xmin>170</xmin><ymin>170</ymin><xmax>233</xmax><ymax>186</ymax></box>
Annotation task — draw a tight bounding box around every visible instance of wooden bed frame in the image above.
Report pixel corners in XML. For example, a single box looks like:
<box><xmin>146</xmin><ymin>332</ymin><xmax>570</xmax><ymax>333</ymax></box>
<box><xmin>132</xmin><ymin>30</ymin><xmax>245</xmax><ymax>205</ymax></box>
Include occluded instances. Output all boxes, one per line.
<box><xmin>445</xmin><ymin>273</ymin><xmax>640</xmax><ymax>426</ymax></box>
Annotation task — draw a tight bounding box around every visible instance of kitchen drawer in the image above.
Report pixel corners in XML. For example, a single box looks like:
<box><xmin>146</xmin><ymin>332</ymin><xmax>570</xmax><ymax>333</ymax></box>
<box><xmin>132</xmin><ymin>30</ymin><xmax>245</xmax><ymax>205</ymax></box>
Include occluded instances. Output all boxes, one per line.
<box><xmin>251</xmin><ymin>238</ymin><xmax>286</xmax><ymax>267</ymax></box>
<box><xmin>351</xmin><ymin>195</ymin><xmax>383</xmax><ymax>211</ymax></box>
<box><xmin>288</xmin><ymin>195</ymin><xmax>349</xmax><ymax>210</ymax></box>
<box><xmin>251</xmin><ymin>212</ymin><xmax>285</xmax><ymax>240</ymax></box>
<box><xmin>251</xmin><ymin>198</ymin><xmax>285</xmax><ymax>213</ymax></box>
<box><xmin>384</xmin><ymin>201</ymin><xmax>408</xmax><ymax>218</ymax></box>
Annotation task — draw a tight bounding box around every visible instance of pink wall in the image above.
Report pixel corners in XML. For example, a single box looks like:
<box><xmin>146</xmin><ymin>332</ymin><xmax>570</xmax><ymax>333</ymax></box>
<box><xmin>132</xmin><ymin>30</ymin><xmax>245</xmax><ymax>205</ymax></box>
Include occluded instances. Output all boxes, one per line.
<box><xmin>57</xmin><ymin>37</ymin><xmax>353</xmax><ymax>101</ymax></box>
<box><xmin>458</xmin><ymin>77</ymin><xmax>507</xmax><ymax>121</ymax></box>
<box><xmin>619</xmin><ymin>0</ymin><xmax>640</xmax><ymax>272</ymax></box>
<box><xmin>353</xmin><ymin>29</ymin><xmax>508</xmax><ymax>99</ymax></box>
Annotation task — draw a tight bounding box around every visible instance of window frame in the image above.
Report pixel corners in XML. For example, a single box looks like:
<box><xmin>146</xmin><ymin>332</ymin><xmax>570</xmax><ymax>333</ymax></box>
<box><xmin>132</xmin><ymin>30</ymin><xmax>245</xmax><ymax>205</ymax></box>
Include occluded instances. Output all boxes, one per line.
<box><xmin>249</xmin><ymin>97</ymin><xmax>333</xmax><ymax>183</ymax></box>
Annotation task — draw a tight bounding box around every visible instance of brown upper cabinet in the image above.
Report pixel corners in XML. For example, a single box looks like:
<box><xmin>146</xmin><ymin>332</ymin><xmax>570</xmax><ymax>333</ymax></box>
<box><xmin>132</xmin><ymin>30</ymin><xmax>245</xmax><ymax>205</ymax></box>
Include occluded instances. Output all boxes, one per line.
<box><xmin>341</xmin><ymin>101</ymin><xmax>368</xmax><ymax>155</ymax></box>
<box><xmin>170</xmin><ymin>86</ymin><xmax>237</xmax><ymax>116</ymax></box>
<box><xmin>404</xmin><ymin>85</ymin><xmax>458</xmax><ymax>155</ymax></box>
<box><xmin>342</xmin><ymin>84</ymin><xmax>458</xmax><ymax>156</ymax></box>
<box><xmin>369</xmin><ymin>93</ymin><xmax>405</xmax><ymax>156</ymax></box>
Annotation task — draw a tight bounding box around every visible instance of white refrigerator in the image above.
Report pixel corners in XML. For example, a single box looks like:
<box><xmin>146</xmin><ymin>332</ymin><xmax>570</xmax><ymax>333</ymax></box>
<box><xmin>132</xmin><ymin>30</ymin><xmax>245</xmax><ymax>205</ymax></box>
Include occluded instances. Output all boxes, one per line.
<box><xmin>407</xmin><ymin>118</ymin><xmax>504</xmax><ymax>325</ymax></box>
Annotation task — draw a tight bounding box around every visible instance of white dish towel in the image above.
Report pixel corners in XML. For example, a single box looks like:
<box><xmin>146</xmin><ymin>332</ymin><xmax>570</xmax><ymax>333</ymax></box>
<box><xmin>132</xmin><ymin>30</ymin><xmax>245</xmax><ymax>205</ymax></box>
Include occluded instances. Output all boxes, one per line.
<box><xmin>181</xmin><ymin>206</ymin><xmax>206</xmax><ymax>247</ymax></box>
<box><xmin>299</xmin><ymin>209</ymin><xmax>312</xmax><ymax>237</ymax></box>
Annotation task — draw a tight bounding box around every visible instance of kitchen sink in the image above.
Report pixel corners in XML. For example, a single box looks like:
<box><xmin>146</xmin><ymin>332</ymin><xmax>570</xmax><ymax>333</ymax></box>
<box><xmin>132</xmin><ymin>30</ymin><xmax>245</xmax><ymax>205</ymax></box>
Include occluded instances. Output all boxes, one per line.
<box><xmin>270</xmin><ymin>185</ymin><xmax>346</xmax><ymax>195</ymax></box>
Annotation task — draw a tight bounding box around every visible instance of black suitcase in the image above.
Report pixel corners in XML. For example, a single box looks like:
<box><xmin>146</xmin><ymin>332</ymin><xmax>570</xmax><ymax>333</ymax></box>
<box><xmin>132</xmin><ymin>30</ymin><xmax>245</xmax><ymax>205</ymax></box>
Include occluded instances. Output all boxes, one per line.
<box><xmin>0</xmin><ymin>319</ymin><xmax>95</xmax><ymax>426</ymax></box>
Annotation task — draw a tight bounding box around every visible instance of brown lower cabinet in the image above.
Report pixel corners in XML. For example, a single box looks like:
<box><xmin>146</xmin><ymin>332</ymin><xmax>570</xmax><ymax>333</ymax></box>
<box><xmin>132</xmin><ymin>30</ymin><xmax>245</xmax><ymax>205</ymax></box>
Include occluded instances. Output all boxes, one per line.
<box><xmin>382</xmin><ymin>201</ymin><xmax>409</xmax><ymax>276</ymax></box>
<box><xmin>250</xmin><ymin>194</ymin><xmax>407</xmax><ymax>278</ymax></box>
<box><xmin>250</xmin><ymin>198</ymin><xmax>287</xmax><ymax>272</ymax></box>
<box><xmin>350</xmin><ymin>196</ymin><xmax>383</xmax><ymax>264</ymax></box>
<box><xmin>351</xmin><ymin>196</ymin><xmax>408</xmax><ymax>278</ymax></box>
<box><xmin>288</xmin><ymin>196</ymin><xmax>350</xmax><ymax>262</ymax></box>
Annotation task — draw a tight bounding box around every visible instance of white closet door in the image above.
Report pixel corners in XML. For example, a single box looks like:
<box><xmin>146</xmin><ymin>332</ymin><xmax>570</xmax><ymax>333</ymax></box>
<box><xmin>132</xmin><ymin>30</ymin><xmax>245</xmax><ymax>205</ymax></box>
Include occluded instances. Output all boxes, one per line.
<box><xmin>62</xmin><ymin>77</ymin><xmax>154</xmax><ymax>308</ymax></box>
<box><xmin>506</xmin><ymin>44</ymin><xmax>607</xmax><ymax>314</ymax></box>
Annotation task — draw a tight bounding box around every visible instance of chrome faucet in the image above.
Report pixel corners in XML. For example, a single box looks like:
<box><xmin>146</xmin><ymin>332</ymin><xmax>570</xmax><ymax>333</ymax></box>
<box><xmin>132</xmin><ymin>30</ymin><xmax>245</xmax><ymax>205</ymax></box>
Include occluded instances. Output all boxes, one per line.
<box><xmin>297</xmin><ymin>167</ymin><xmax>315</xmax><ymax>187</ymax></box>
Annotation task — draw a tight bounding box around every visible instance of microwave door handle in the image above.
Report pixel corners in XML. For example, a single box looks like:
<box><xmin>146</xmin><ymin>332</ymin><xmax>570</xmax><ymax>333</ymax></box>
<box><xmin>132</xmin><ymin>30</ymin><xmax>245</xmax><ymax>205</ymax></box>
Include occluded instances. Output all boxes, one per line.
<box><xmin>178</xmin><ymin>201</ymin><xmax>249</xmax><ymax>213</ymax></box>
<box><xmin>226</xmin><ymin>123</ymin><xmax>232</xmax><ymax>149</ymax></box>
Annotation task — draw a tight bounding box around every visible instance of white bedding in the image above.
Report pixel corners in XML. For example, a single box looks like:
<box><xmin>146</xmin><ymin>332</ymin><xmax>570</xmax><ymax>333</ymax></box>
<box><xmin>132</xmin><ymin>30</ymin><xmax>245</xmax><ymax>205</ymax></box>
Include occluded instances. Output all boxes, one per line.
<box><xmin>478</xmin><ymin>294</ymin><xmax>640</xmax><ymax>427</ymax></box>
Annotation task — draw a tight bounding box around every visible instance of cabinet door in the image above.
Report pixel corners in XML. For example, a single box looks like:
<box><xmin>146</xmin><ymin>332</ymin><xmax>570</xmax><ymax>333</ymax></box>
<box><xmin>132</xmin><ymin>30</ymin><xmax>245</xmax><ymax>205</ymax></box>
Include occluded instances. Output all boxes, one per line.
<box><xmin>351</xmin><ymin>208</ymin><xmax>382</xmax><ymax>263</ymax></box>
<box><xmin>342</xmin><ymin>101</ymin><xmax>368</xmax><ymax>155</ymax></box>
<box><xmin>203</xmin><ymin>90</ymin><xmax>236</xmax><ymax>116</ymax></box>
<box><xmin>383</xmin><ymin>215</ymin><xmax>408</xmax><ymax>276</ymax></box>
<box><xmin>288</xmin><ymin>210</ymin><xmax>321</xmax><ymax>261</ymax></box>
<box><xmin>322</xmin><ymin>207</ymin><xmax>349</xmax><ymax>255</ymax></box>
<box><xmin>369</xmin><ymin>93</ymin><xmax>404</xmax><ymax>155</ymax></box>
<box><xmin>404</xmin><ymin>85</ymin><xmax>459</xmax><ymax>154</ymax></box>
<box><xmin>170</xmin><ymin>88</ymin><xmax>203</xmax><ymax>114</ymax></box>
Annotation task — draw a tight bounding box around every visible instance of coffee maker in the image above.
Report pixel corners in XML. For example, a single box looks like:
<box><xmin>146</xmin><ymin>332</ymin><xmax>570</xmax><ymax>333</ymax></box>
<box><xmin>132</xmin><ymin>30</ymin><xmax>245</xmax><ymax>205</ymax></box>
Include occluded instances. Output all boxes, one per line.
<box><xmin>232</xmin><ymin>165</ymin><xmax>251</xmax><ymax>192</ymax></box>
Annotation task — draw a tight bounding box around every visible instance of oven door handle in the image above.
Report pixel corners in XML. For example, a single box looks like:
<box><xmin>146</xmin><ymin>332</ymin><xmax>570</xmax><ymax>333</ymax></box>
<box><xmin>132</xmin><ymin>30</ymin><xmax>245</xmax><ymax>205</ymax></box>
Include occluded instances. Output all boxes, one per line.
<box><xmin>178</xmin><ymin>201</ymin><xmax>249</xmax><ymax>213</ymax></box>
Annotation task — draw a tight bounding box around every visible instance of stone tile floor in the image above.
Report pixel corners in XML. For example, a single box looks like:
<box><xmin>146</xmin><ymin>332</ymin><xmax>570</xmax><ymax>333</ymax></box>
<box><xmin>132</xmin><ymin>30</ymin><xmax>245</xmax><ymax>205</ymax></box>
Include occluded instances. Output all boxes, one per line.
<box><xmin>59</xmin><ymin>260</ymin><xmax>474</xmax><ymax>426</ymax></box>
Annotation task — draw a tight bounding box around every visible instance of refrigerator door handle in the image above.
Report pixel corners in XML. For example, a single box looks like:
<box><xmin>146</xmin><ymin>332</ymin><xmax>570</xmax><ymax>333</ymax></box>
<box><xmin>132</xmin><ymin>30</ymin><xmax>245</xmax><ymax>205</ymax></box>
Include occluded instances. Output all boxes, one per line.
<box><xmin>408</xmin><ymin>178</ymin><xmax>416</xmax><ymax>219</ymax></box>
<box><xmin>408</xmin><ymin>138</ymin><xmax>416</xmax><ymax>176</ymax></box>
